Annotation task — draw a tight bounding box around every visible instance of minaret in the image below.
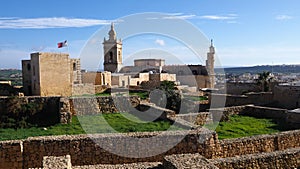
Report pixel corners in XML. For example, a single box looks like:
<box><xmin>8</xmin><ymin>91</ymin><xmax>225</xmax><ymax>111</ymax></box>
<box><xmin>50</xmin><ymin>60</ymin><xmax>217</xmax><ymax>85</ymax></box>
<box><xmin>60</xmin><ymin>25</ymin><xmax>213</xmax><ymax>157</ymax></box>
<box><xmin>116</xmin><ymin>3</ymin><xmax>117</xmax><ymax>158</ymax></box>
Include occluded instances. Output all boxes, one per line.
<box><xmin>103</xmin><ymin>23</ymin><xmax>123</xmax><ymax>73</ymax></box>
<box><xmin>206</xmin><ymin>39</ymin><xmax>215</xmax><ymax>88</ymax></box>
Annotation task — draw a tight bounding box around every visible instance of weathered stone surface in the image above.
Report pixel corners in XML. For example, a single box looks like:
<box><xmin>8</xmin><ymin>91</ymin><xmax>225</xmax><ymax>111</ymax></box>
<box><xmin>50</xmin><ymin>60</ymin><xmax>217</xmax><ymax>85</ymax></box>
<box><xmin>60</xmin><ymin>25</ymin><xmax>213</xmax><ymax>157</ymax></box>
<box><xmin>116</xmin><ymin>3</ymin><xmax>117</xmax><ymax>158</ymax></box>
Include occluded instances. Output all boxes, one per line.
<box><xmin>211</xmin><ymin>147</ymin><xmax>300</xmax><ymax>169</ymax></box>
<box><xmin>43</xmin><ymin>155</ymin><xmax>71</xmax><ymax>169</ymax></box>
<box><xmin>163</xmin><ymin>153</ymin><xmax>219</xmax><ymax>169</ymax></box>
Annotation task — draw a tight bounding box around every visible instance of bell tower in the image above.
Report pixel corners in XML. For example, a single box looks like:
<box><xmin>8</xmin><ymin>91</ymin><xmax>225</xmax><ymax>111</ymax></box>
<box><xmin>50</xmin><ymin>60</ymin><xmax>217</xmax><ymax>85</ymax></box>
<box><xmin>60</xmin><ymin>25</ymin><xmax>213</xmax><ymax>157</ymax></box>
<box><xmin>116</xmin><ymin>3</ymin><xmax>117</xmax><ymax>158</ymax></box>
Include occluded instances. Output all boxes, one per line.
<box><xmin>103</xmin><ymin>23</ymin><xmax>122</xmax><ymax>73</ymax></box>
<box><xmin>206</xmin><ymin>39</ymin><xmax>215</xmax><ymax>88</ymax></box>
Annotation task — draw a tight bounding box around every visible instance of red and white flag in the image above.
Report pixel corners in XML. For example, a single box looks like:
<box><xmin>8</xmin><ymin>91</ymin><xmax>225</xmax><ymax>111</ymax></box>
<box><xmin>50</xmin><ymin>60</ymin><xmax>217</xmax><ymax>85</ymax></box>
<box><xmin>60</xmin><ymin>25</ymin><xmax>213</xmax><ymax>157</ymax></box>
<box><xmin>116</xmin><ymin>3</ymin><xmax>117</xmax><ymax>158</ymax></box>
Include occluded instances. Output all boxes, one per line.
<box><xmin>57</xmin><ymin>40</ymin><xmax>67</xmax><ymax>48</ymax></box>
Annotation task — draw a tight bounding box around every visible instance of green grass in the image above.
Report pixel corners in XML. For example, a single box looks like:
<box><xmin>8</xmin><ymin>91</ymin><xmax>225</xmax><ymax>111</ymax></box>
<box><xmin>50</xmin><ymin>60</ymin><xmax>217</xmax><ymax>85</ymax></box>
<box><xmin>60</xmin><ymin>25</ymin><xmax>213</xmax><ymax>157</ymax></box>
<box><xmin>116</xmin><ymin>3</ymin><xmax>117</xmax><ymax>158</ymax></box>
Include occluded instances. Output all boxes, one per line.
<box><xmin>129</xmin><ymin>92</ymin><xmax>149</xmax><ymax>100</ymax></box>
<box><xmin>205</xmin><ymin>115</ymin><xmax>289</xmax><ymax>140</ymax></box>
<box><xmin>0</xmin><ymin>113</ymin><xmax>179</xmax><ymax>141</ymax></box>
<box><xmin>184</xmin><ymin>95</ymin><xmax>208</xmax><ymax>101</ymax></box>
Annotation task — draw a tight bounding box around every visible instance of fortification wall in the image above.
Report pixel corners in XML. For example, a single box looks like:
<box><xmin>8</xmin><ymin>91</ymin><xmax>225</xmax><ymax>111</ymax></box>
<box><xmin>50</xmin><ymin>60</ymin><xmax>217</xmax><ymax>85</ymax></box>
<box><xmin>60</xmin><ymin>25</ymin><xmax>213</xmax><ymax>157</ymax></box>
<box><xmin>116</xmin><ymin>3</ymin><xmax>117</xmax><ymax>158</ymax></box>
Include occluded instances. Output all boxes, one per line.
<box><xmin>226</xmin><ymin>82</ymin><xmax>261</xmax><ymax>95</ymax></box>
<box><xmin>273</xmin><ymin>85</ymin><xmax>300</xmax><ymax>109</ymax></box>
<box><xmin>210</xmin><ymin>92</ymin><xmax>273</xmax><ymax>107</ymax></box>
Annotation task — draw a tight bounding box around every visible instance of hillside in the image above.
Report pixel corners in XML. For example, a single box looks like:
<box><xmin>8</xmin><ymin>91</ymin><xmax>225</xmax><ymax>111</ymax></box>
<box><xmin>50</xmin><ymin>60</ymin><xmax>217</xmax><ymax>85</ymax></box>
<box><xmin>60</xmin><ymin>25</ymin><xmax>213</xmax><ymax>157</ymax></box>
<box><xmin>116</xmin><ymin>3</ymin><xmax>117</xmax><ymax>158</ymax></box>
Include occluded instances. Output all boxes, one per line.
<box><xmin>216</xmin><ymin>65</ymin><xmax>300</xmax><ymax>75</ymax></box>
<box><xmin>0</xmin><ymin>69</ymin><xmax>22</xmax><ymax>86</ymax></box>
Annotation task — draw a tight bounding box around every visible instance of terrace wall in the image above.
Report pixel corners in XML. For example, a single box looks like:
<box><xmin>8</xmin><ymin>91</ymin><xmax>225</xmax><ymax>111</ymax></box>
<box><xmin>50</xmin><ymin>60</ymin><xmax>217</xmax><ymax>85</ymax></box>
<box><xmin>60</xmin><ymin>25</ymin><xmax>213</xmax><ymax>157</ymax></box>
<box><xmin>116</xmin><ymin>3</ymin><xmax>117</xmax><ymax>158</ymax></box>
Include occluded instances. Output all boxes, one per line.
<box><xmin>0</xmin><ymin>129</ymin><xmax>300</xmax><ymax>169</ymax></box>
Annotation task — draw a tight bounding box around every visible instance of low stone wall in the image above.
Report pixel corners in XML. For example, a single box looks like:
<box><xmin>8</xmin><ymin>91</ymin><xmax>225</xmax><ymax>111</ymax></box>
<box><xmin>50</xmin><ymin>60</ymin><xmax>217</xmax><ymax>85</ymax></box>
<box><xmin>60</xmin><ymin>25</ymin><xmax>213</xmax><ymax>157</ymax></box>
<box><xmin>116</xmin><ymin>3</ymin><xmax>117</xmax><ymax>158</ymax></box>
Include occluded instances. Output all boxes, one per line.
<box><xmin>210</xmin><ymin>92</ymin><xmax>274</xmax><ymax>107</ymax></box>
<box><xmin>69</xmin><ymin>96</ymin><xmax>140</xmax><ymax>115</ymax></box>
<box><xmin>175</xmin><ymin>112</ymin><xmax>212</xmax><ymax>126</ymax></box>
<box><xmin>136</xmin><ymin>103</ymin><xmax>176</xmax><ymax>122</ymax></box>
<box><xmin>212</xmin><ymin>147</ymin><xmax>300</xmax><ymax>169</ymax></box>
<box><xmin>72</xmin><ymin>84</ymin><xmax>95</xmax><ymax>96</ymax></box>
<box><xmin>22</xmin><ymin>129</ymin><xmax>217</xmax><ymax>168</ymax></box>
<box><xmin>209</xmin><ymin>105</ymin><xmax>247</xmax><ymax>122</ymax></box>
<box><xmin>242</xmin><ymin>105</ymin><xmax>287</xmax><ymax>119</ymax></box>
<box><xmin>1</xmin><ymin>129</ymin><xmax>300</xmax><ymax>168</ymax></box>
<box><xmin>217</xmin><ymin>130</ymin><xmax>300</xmax><ymax>158</ymax></box>
<box><xmin>0</xmin><ymin>140</ymin><xmax>23</xmax><ymax>169</ymax></box>
<box><xmin>163</xmin><ymin>153</ymin><xmax>218</xmax><ymax>169</ymax></box>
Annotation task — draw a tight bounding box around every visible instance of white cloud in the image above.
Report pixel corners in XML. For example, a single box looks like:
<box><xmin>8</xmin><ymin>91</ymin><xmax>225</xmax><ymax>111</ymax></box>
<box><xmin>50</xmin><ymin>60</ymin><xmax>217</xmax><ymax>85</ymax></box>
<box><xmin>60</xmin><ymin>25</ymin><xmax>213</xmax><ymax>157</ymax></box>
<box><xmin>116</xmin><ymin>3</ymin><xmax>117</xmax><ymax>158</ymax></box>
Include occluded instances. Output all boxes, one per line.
<box><xmin>148</xmin><ymin>13</ymin><xmax>238</xmax><ymax>22</ymax></box>
<box><xmin>199</xmin><ymin>14</ymin><xmax>237</xmax><ymax>20</ymax></box>
<box><xmin>0</xmin><ymin>17</ymin><xmax>113</xmax><ymax>29</ymax></box>
<box><xmin>155</xmin><ymin>39</ymin><xmax>165</xmax><ymax>46</ymax></box>
<box><xmin>275</xmin><ymin>15</ymin><xmax>293</xmax><ymax>20</ymax></box>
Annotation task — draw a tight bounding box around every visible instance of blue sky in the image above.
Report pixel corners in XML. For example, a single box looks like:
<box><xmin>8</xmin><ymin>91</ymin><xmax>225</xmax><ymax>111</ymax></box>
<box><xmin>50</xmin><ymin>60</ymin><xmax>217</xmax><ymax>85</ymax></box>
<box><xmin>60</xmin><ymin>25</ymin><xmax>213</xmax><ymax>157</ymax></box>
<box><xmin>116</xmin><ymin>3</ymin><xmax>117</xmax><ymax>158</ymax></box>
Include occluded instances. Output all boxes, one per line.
<box><xmin>0</xmin><ymin>0</ymin><xmax>300</xmax><ymax>69</ymax></box>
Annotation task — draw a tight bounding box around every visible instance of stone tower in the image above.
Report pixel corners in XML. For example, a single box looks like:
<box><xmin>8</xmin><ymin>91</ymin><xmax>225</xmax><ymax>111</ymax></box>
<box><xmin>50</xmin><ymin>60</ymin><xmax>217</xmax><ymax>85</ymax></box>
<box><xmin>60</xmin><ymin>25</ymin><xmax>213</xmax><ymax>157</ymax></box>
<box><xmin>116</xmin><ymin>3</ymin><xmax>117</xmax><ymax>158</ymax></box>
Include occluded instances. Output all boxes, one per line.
<box><xmin>103</xmin><ymin>23</ymin><xmax>123</xmax><ymax>73</ymax></box>
<box><xmin>206</xmin><ymin>39</ymin><xmax>215</xmax><ymax>88</ymax></box>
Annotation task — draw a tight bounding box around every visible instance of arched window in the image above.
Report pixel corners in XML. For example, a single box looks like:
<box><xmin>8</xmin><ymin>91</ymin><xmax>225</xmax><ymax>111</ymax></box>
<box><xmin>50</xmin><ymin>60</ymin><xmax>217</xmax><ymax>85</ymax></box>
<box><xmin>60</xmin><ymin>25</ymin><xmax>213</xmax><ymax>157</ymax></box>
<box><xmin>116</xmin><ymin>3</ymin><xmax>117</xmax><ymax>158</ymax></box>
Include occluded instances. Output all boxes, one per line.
<box><xmin>109</xmin><ymin>51</ymin><xmax>113</xmax><ymax>63</ymax></box>
<box><xmin>73</xmin><ymin>63</ymin><xmax>76</xmax><ymax>71</ymax></box>
<box><xmin>27</xmin><ymin>63</ymin><xmax>31</xmax><ymax>71</ymax></box>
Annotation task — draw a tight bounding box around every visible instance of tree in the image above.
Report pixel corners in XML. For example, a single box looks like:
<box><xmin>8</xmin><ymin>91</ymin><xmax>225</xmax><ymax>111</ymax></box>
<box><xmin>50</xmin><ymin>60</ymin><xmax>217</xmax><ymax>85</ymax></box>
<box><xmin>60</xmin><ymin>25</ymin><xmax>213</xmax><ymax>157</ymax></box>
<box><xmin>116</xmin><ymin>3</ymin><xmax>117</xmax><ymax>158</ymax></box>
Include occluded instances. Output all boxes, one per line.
<box><xmin>153</xmin><ymin>81</ymin><xmax>181</xmax><ymax>113</ymax></box>
<box><xmin>256</xmin><ymin>71</ymin><xmax>273</xmax><ymax>92</ymax></box>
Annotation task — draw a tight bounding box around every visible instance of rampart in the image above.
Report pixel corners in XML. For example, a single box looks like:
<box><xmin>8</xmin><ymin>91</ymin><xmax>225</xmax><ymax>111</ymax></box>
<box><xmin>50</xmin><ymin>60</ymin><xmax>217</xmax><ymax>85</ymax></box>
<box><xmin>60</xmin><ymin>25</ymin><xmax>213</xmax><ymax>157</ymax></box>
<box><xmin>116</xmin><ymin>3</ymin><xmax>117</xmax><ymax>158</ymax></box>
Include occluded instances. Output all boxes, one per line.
<box><xmin>0</xmin><ymin>129</ymin><xmax>300</xmax><ymax>169</ymax></box>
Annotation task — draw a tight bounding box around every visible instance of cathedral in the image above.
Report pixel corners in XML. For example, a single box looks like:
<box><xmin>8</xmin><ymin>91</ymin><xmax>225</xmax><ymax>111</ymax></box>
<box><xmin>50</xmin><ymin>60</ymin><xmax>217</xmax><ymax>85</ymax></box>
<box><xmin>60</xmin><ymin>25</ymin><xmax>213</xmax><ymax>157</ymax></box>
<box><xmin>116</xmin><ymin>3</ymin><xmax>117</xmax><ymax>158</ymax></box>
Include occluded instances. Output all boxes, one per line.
<box><xmin>102</xmin><ymin>23</ymin><xmax>215</xmax><ymax>89</ymax></box>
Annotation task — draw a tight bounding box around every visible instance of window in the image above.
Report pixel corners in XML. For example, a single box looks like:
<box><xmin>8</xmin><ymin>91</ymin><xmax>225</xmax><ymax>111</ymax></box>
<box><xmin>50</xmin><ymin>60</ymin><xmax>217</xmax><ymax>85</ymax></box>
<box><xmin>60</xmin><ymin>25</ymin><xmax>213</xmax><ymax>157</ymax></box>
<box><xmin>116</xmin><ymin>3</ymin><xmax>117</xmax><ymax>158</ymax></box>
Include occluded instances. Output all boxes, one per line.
<box><xmin>192</xmin><ymin>70</ymin><xmax>198</xmax><ymax>75</ymax></box>
<box><xmin>73</xmin><ymin>63</ymin><xmax>76</xmax><ymax>71</ymax></box>
<box><xmin>109</xmin><ymin>51</ymin><xmax>113</xmax><ymax>63</ymax></box>
<box><xmin>27</xmin><ymin>63</ymin><xmax>31</xmax><ymax>71</ymax></box>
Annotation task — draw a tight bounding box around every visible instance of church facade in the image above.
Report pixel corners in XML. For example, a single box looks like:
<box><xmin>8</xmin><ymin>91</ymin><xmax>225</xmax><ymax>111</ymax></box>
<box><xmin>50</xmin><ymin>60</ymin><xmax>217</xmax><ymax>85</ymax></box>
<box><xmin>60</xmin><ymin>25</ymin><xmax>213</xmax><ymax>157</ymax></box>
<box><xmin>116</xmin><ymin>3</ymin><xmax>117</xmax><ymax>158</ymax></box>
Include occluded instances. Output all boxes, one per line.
<box><xmin>103</xmin><ymin>23</ymin><xmax>215</xmax><ymax>89</ymax></box>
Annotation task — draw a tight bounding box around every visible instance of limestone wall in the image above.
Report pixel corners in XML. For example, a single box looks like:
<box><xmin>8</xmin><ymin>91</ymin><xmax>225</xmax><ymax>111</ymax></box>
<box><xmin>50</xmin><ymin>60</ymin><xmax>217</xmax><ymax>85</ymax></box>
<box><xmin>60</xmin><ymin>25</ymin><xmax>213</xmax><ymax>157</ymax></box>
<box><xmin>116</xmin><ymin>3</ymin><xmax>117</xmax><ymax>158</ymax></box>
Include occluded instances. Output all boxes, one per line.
<box><xmin>242</xmin><ymin>105</ymin><xmax>287</xmax><ymax>119</ymax></box>
<box><xmin>0</xmin><ymin>140</ymin><xmax>23</xmax><ymax>169</ymax></box>
<box><xmin>273</xmin><ymin>85</ymin><xmax>300</xmax><ymax>109</ymax></box>
<box><xmin>217</xmin><ymin>130</ymin><xmax>300</xmax><ymax>158</ymax></box>
<box><xmin>210</xmin><ymin>92</ymin><xmax>273</xmax><ymax>107</ymax></box>
<box><xmin>21</xmin><ymin>129</ymin><xmax>216</xmax><ymax>168</ymax></box>
<box><xmin>212</xmin><ymin>147</ymin><xmax>300</xmax><ymax>169</ymax></box>
<box><xmin>226</xmin><ymin>82</ymin><xmax>261</xmax><ymax>95</ymax></box>
<box><xmin>69</xmin><ymin>96</ymin><xmax>140</xmax><ymax>115</ymax></box>
<box><xmin>72</xmin><ymin>84</ymin><xmax>95</xmax><ymax>96</ymax></box>
<box><xmin>1</xmin><ymin>129</ymin><xmax>300</xmax><ymax>168</ymax></box>
<box><xmin>175</xmin><ymin>112</ymin><xmax>212</xmax><ymax>126</ymax></box>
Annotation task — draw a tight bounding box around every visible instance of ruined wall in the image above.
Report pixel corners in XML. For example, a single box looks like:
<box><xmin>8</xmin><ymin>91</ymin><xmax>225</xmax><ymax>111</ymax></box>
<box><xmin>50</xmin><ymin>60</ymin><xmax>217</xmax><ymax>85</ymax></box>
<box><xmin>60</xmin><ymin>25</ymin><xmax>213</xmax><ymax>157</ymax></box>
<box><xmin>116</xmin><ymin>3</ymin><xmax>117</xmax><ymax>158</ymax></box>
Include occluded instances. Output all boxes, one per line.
<box><xmin>72</xmin><ymin>84</ymin><xmax>95</xmax><ymax>96</ymax></box>
<box><xmin>226</xmin><ymin>82</ymin><xmax>261</xmax><ymax>95</ymax></box>
<box><xmin>177</xmin><ymin>75</ymin><xmax>210</xmax><ymax>88</ymax></box>
<box><xmin>1</xmin><ymin>129</ymin><xmax>300</xmax><ymax>169</ymax></box>
<box><xmin>212</xmin><ymin>148</ymin><xmax>300</xmax><ymax>169</ymax></box>
<box><xmin>210</xmin><ymin>92</ymin><xmax>273</xmax><ymax>107</ymax></box>
<box><xmin>0</xmin><ymin>140</ymin><xmax>23</xmax><ymax>169</ymax></box>
<box><xmin>22</xmin><ymin>129</ymin><xmax>217</xmax><ymax>168</ymax></box>
<box><xmin>273</xmin><ymin>85</ymin><xmax>300</xmax><ymax>109</ymax></box>
<box><xmin>217</xmin><ymin>130</ymin><xmax>300</xmax><ymax>158</ymax></box>
<box><xmin>175</xmin><ymin>112</ymin><xmax>212</xmax><ymax>126</ymax></box>
<box><xmin>242</xmin><ymin>105</ymin><xmax>287</xmax><ymax>119</ymax></box>
<box><xmin>69</xmin><ymin>96</ymin><xmax>140</xmax><ymax>115</ymax></box>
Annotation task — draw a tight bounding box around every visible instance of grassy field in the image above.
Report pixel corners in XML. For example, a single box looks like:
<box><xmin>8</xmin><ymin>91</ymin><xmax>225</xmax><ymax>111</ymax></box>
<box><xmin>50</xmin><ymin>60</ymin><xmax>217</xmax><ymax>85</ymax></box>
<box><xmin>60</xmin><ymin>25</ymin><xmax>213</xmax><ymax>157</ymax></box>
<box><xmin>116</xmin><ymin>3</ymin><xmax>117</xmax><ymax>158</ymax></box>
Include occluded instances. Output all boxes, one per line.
<box><xmin>205</xmin><ymin>115</ymin><xmax>289</xmax><ymax>140</ymax></box>
<box><xmin>0</xmin><ymin>113</ymin><xmax>178</xmax><ymax>141</ymax></box>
